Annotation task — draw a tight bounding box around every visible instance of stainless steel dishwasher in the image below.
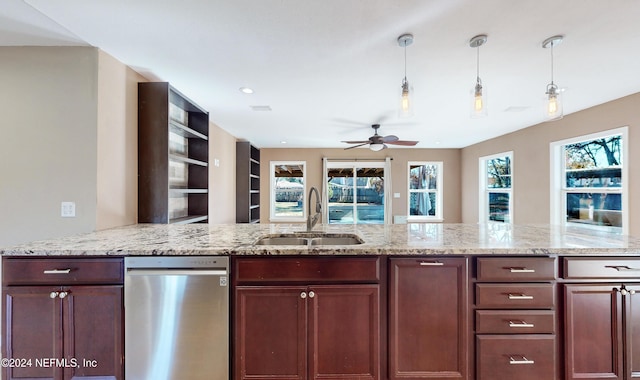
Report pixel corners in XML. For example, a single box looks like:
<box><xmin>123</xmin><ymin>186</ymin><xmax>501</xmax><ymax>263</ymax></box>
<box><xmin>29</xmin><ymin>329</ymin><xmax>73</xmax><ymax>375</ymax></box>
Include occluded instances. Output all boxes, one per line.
<box><xmin>124</xmin><ymin>256</ymin><xmax>229</xmax><ymax>380</ymax></box>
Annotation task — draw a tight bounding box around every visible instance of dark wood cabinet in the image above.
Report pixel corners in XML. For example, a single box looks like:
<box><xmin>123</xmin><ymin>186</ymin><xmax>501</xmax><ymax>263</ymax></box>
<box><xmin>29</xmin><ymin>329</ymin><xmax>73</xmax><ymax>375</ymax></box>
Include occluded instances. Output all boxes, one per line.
<box><xmin>562</xmin><ymin>257</ymin><xmax>640</xmax><ymax>380</ymax></box>
<box><xmin>2</xmin><ymin>258</ymin><xmax>124</xmax><ymax>380</ymax></box>
<box><xmin>236</xmin><ymin>141</ymin><xmax>260</xmax><ymax>223</ymax></box>
<box><xmin>388</xmin><ymin>257</ymin><xmax>468</xmax><ymax>379</ymax></box>
<box><xmin>474</xmin><ymin>256</ymin><xmax>558</xmax><ymax>380</ymax></box>
<box><xmin>233</xmin><ymin>257</ymin><xmax>382</xmax><ymax>380</ymax></box>
<box><xmin>138</xmin><ymin>82</ymin><xmax>209</xmax><ymax>224</ymax></box>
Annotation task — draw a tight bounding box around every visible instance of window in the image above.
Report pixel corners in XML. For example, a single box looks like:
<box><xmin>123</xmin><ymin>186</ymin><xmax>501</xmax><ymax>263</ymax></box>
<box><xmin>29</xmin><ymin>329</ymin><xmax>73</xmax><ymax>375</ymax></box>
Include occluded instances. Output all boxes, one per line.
<box><xmin>550</xmin><ymin>127</ymin><xmax>628</xmax><ymax>233</ymax></box>
<box><xmin>479</xmin><ymin>152</ymin><xmax>513</xmax><ymax>223</ymax></box>
<box><xmin>407</xmin><ymin>162</ymin><xmax>442</xmax><ymax>221</ymax></box>
<box><xmin>324</xmin><ymin>161</ymin><xmax>387</xmax><ymax>224</ymax></box>
<box><xmin>270</xmin><ymin>161</ymin><xmax>306</xmax><ymax>221</ymax></box>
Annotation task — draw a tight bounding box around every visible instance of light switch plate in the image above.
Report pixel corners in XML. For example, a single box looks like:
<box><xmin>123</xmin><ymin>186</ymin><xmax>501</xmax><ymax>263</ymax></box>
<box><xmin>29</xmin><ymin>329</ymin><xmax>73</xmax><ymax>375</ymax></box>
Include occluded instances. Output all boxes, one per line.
<box><xmin>61</xmin><ymin>202</ymin><xmax>76</xmax><ymax>217</ymax></box>
<box><xmin>393</xmin><ymin>192</ymin><xmax>401</xmax><ymax>198</ymax></box>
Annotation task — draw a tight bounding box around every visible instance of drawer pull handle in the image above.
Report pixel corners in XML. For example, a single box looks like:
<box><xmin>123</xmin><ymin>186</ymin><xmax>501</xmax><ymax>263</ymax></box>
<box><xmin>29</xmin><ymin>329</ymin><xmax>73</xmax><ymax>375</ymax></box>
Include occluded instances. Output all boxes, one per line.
<box><xmin>43</xmin><ymin>269</ymin><xmax>71</xmax><ymax>274</ymax></box>
<box><xmin>508</xmin><ymin>293</ymin><xmax>534</xmax><ymax>300</ymax></box>
<box><xmin>509</xmin><ymin>267</ymin><xmax>535</xmax><ymax>273</ymax></box>
<box><xmin>419</xmin><ymin>261</ymin><xmax>444</xmax><ymax>266</ymax></box>
<box><xmin>509</xmin><ymin>320</ymin><xmax>534</xmax><ymax>328</ymax></box>
<box><xmin>605</xmin><ymin>265</ymin><xmax>639</xmax><ymax>272</ymax></box>
<box><xmin>509</xmin><ymin>356</ymin><xmax>534</xmax><ymax>365</ymax></box>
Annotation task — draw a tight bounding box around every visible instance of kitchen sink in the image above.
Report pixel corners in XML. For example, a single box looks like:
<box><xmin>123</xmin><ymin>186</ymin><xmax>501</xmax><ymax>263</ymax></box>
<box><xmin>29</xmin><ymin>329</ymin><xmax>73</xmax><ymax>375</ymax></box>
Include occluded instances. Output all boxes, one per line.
<box><xmin>254</xmin><ymin>233</ymin><xmax>363</xmax><ymax>246</ymax></box>
<box><xmin>254</xmin><ymin>237</ymin><xmax>310</xmax><ymax>245</ymax></box>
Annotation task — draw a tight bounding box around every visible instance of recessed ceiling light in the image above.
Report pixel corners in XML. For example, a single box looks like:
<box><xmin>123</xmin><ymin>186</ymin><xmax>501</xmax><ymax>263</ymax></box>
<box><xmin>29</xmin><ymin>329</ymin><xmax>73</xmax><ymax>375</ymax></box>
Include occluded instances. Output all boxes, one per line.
<box><xmin>239</xmin><ymin>87</ymin><xmax>254</xmax><ymax>94</ymax></box>
<box><xmin>280</xmin><ymin>140</ymin><xmax>287</xmax><ymax>144</ymax></box>
<box><xmin>250</xmin><ymin>105</ymin><xmax>272</xmax><ymax>111</ymax></box>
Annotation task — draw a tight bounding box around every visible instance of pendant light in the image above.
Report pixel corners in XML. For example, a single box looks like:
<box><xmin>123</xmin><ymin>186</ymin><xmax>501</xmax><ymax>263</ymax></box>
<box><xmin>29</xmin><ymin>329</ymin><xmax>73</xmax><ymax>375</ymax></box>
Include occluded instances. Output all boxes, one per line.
<box><xmin>397</xmin><ymin>34</ymin><xmax>414</xmax><ymax>118</ymax></box>
<box><xmin>542</xmin><ymin>35</ymin><xmax>564</xmax><ymax>121</ymax></box>
<box><xmin>469</xmin><ymin>34</ymin><xmax>488</xmax><ymax>118</ymax></box>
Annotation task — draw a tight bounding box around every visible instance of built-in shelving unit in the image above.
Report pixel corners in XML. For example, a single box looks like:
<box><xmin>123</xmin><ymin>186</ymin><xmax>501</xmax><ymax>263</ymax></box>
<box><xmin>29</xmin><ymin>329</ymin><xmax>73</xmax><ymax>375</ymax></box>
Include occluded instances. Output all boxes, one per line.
<box><xmin>236</xmin><ymin>141</ymin><xmax>260</xmax><ymax>223</ymax></box>
<box><xmin>138</xmin><ymin>82</ymin><xmax>209</xmax><ymax>224</ymax></box>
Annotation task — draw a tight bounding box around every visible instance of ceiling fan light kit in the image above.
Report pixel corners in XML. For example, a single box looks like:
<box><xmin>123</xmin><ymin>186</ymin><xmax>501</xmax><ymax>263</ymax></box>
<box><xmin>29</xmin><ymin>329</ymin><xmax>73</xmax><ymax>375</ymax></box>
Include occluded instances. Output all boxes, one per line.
<box><xmin>470</xmin><ymin>34</ymin><xmax>488</xmax><ymax>118</ymax></box>
<box><xmin>543</xmin><ymin>35</ymin><xmax>564</xmax><ymax>121</ymax></box>
<box><xmin>398</xmin><ymin>33</ymin><xmax>414</xmax><ymax>118</ymax></box>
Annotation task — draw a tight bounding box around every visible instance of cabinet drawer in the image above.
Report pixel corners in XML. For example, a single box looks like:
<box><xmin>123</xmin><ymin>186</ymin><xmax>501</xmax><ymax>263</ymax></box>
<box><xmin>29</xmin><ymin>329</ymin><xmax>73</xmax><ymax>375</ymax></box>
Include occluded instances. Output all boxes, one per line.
<box><xmin>477</xmin><ymin>335</ymin><xmax>556</xmax><ymax>380</ymax></box>
<box><xmin>476</xmin><ymin>283</ymin><xmax>555</xmax><ymax>309</ymax></box>
<box><xmin>2</xmin><ymin>258</ymin><xmax>124</xmax><ymax>285</ymax></box>
<box><xmin>234</xmin><ymin>256</ymin><xmax>380</xmax><ymax>284</ymax></box>
<box><xmin>477</xmin><ymin>257</ymin><xmax>556</xmax><ymax>281</ymax></box>
<box><xmin>476</xmin><ymin>310</ymin><xmax>555</xmax><ymax>334</ymax></box>
<box><xmin>563</xmin><ymin>257</ymin><xmax>640</xmax><ymax>279</ymax></box>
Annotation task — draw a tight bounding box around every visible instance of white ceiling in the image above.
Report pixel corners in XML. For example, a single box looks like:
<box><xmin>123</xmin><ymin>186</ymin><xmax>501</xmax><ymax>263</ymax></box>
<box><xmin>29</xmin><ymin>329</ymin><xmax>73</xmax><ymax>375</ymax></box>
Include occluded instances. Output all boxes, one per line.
<box><xmin>3</xmin><ymin>0</ymin><xmax>640</xmax><ymax>149</ymax></box>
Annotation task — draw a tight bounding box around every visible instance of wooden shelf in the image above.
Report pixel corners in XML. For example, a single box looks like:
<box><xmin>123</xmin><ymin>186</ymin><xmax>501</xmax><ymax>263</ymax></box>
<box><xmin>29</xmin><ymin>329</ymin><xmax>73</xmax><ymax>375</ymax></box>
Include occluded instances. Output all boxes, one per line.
<box><xmin>169</xmin><ymin>120</ymin><xmax>208</xmax><ymax>140</ymax></box>
<box><xmin>170</xmin><ymin>215</ymin><xmax>209</xmax><ymax>224</ymax></box>
<box><xmin>236</xmin><ymin>141</ymin><xmax>260</xmax><ymax>223</ymax></box>
<box><xmin>138</xmin><ymin>82</ymin><xmax>209</xmax><ymax>224</ymax></box>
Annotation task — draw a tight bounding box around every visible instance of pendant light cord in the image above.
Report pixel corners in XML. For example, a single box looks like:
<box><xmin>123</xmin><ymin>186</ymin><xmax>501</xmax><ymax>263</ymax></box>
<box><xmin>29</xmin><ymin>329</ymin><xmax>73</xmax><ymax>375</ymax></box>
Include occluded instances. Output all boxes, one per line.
<box><xmin>550</xmin><ymin>42</ymin><xmax>555</xmax><ymax>85</ymax></box>
<box><xmin>403</xmin><ymin>43</ymin><xmax>408</xmax><ymax>82</ymax></box>
<box><xmin>476</xmin><ymin>45</ymin><xmax>481</xmax><ymax>83</ymax></box>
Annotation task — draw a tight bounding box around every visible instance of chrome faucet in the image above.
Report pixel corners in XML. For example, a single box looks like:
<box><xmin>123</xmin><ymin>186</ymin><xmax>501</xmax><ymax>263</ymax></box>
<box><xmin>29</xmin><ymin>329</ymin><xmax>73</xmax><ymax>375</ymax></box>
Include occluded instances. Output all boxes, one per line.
<box><xmin>307</xmin><ymin>187</ymin><xmax>322</xmax><ymax>231</ymax></box>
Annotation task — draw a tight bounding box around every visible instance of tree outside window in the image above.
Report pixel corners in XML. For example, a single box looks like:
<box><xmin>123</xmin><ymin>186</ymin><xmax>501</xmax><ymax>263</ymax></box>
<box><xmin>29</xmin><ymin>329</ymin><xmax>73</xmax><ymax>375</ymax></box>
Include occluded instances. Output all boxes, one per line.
<box><xmin>564</xmin><ymin>135</ymin><xmax>622</xmax><ymax>228</ymax></box>
<box><xmin>479</xmin><ymin>152</ymin><xmax>513</xmax><ymax>223</ymax></box>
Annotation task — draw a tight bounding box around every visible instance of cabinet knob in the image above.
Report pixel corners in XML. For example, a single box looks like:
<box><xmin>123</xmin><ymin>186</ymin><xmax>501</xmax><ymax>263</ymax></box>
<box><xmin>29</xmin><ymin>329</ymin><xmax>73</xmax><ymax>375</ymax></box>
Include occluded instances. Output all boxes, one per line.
<box><xmin>58</xmin><ymin>291</ymin><xmax>69</xmax><ymax>299</ymax></box>
<box><xmin>308</xmin><ymin>291</ymin><xmax>315</xmax><ymax>298</ymax></box>
<box><xmin>49</xmin><ymin>291</ymin><xmax>59</xmax><ymax>299</ymax></box>
<box><xmin>300</xmin><ymin>292</ymin><xmax>307</xmax><ymax>299</ymax></box>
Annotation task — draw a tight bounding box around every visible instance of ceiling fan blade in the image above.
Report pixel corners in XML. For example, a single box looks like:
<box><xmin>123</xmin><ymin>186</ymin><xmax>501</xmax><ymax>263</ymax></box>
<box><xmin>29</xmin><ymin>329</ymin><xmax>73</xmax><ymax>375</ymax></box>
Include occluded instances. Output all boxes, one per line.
<box><xmin>344</xmin><ymin>143</ymin><xmax>369</xmax><ymax>150</ymax></box>
<box><xmin>387</xmin><ymin>140</ymin><xmax>419</xmax><ymax>146</ymax></box>
<box><xmin>381</xmin><ymin>135</ymin><xmax>399</xmax><ymax>143</ymax></box>
<box><xmin>341</xmin><ymin>140</ymin><xmax>371</xmax><ymax>144</ymax></box>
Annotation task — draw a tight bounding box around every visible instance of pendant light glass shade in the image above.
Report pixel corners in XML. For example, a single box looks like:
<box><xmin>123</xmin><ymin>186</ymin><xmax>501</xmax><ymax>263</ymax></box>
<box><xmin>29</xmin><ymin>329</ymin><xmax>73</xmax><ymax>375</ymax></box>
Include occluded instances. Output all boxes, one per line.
<box><xmin>397</xmin><ymin>34</ymin><xmax>414</xmax><ymax>118</ymax></box>
<box><xmin>542</xmin><ymin>35</ymin><xmax>564</xmax><ymax>121</ymax></box>
<box><xmin>469</xmin><ymin>35</ymin><xmax>488</xmax><ymax>118</ymax></box>
<box><xmin>399</xmin><ymin>77</ymin><xmax>414</xmax><ymax>118</ymax></box>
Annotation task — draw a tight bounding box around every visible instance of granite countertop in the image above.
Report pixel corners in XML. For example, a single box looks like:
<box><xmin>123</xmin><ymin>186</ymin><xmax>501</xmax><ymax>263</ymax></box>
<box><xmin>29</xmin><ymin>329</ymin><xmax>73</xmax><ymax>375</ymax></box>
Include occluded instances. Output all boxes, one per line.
<box><xmin>2</xmin><ymin>223</ymin><xmax>640</xmax><ymax>256</ymax></box>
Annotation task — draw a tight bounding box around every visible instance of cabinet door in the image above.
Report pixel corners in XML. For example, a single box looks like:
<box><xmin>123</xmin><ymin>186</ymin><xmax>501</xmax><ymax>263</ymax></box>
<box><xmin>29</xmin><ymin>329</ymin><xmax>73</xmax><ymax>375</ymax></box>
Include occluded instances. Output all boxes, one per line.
<box><xmin>627</xmin><ymin>285</ymin><xmax>640</xmax><ymax>379</ymax></box>
<box><xmin>2</xmin><ymin>286</ymin><xmax>62</xmax><ymax>380</ymax></box>
<box><xmin>564</xmin><ymin>284</ymin><xmax>624</xmax><ymax>380</ymax></box>
<box><xmin>308</xmin><ymin>285</ymin><xmax>380</xmax><ymax>380</ymax></box>
<box><xmin>389</xmin><ymin>258</ymin><xmax>468</xmax><ymax>379</ymax></box>
<box><xmin>234</xmin><ymin>286</ymin><xmax>307</xmax><ymax>380</ymax></box>
<box><xmin>63</xmin><ymin>285</ymin><xmax>123</xmax><ymax>380</ymax></box>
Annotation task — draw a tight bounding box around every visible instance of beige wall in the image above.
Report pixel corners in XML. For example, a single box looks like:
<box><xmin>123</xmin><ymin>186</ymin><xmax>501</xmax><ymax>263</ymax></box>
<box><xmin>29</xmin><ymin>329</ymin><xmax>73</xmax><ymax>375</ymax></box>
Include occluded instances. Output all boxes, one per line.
<box><xmin>461</xmin><ymin>92</ymin><xmax>639</xmax><ymax>235</ymax></box>
<box><xmin>0</xmin><ymin>47</ymin><xmax>99</xmax><ymax>247</ymax></box>
<box><xmin>260</xmin><ymin>148</ymin><xmax>462</xmax><ymax>224</ymax></box>
<box><xmin>96</xmin><ymin>50</ymin><xmax>146</xmax><ymax>230</ymax></box>
<box><xmin>209</xmin><ymin>122</ymin><xmax>237</xmax><ymax>224</ymax></box>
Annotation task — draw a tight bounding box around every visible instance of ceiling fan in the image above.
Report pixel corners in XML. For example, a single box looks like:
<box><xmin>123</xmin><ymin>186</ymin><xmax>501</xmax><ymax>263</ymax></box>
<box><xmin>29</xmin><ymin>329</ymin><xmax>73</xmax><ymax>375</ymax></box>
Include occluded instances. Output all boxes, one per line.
<box><xmin>341</xmin><ymin>124</ymin><xmax>419</xmax><ymax>151</ymax></box>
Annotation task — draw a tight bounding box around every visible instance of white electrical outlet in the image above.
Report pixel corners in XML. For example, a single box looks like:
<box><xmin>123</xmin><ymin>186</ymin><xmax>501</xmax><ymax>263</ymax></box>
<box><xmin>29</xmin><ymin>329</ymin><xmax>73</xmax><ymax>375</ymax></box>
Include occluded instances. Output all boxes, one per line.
<box><xmin>393</xmin><ymin>192</ymin><xmax>401</xmax><ymax>198</ymax></box>
<box><xmin>214</xmin><ymin>158</ymin><xmax>220</xmax><ymax>167</ymax></box>
<box><xmin>61</xmin><ymin>202</ymin><xmax>76</xmax><ymax>217</ymax></box>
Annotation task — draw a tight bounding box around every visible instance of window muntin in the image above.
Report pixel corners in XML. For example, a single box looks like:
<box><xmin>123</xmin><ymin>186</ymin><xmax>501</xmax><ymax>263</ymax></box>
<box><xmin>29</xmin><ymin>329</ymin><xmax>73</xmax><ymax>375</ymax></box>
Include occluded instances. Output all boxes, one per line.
<box><xmin>270</xmin><ymin>161</ymin><xmax>306</xmax><ymax>221</ymax></box>
<box><xmin>562</xmin><ymin>134</ymin><xmax>623</xmax><ymax>229</ymax></box>
<box><xmin>407</xmin><ymin>162</ymin><xmax>442</xmax><ymax>221</ymax></box>
<box><xmin>479</xmin><ymin>152</ymin><xmax>513</xmax><ymax>223</ymax></box>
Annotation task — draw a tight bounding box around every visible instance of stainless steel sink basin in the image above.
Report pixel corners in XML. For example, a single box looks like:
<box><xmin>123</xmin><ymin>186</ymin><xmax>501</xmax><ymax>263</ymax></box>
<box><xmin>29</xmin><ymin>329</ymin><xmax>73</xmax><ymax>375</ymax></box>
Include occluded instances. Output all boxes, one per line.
<box><xmin>254</xmin><ymin>237</ymin><xmax>309</xmax><ymax>245</ymax></box>
<box><xmin>254</xmin><ymin>233</ymin><xmax>363</xmax><ymax>246</ymax></box>
<box><xmin>308</xmin><ymin>236</ymin><xmax>363</xmax><ymax>245</ymax></box>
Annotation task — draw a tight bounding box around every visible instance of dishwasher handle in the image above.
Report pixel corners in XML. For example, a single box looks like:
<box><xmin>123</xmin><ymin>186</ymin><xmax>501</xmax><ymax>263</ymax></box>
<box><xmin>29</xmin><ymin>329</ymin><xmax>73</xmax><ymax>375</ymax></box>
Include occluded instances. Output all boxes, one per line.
<box><xmin>126</xmin><ymin>269</ymin><xmax>228</xmax><ymax>276</ymax></box>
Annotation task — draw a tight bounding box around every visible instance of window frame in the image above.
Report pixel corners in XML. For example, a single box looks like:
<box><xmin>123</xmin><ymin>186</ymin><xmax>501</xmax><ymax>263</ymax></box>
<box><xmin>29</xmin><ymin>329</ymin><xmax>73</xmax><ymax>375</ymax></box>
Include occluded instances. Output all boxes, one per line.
<box><xmin>407</xmin><ymin>161</ymin><xmax>443</xmax><ymax>222</ymax></box>
<box><xmin>478</xmin><ymin>151</ymin><xmax>513</xmax><ymax>224</ymax></box>
<box><xmin>269</xmin><ymin>160</ymin><xmax>307</xmax><ymax>222</ymax></box>
<box><xmin>324</xmin><ymin>160</ymin><xmax>388</xmax><ymax>225</ymax></box>
<box><xmin>550</xmin><ymin>127</ymin><xmax>628</xmax><ymax>234</ymax></box>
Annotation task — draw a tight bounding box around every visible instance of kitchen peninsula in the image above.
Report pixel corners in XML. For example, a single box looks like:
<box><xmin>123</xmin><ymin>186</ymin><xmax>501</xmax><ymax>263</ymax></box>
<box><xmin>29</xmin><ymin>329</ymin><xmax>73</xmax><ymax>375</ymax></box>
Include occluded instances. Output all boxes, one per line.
<box><xmin>2</xmin><ymin>223</ymin><xmax>640</xmax><ymax>380</ymax></box>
